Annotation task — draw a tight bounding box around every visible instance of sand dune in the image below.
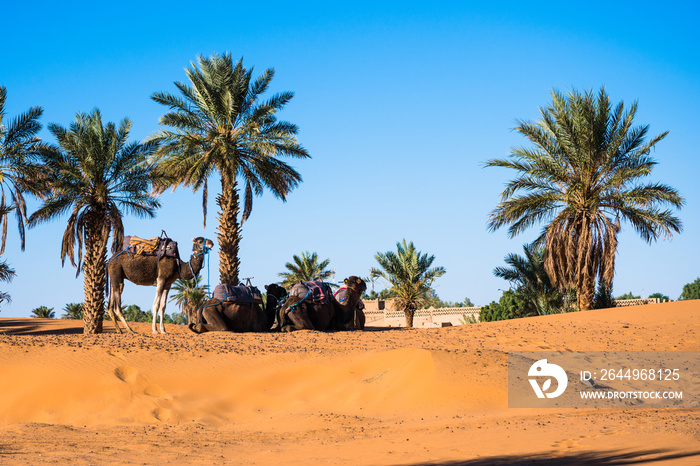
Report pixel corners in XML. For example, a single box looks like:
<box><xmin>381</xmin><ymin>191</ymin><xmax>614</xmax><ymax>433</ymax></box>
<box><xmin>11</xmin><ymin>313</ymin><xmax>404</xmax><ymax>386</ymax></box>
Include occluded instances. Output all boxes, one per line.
<box><xmin>0</xmin><ymin>301</ymin><xmax>698</xmax><ymax>464</ymax></box>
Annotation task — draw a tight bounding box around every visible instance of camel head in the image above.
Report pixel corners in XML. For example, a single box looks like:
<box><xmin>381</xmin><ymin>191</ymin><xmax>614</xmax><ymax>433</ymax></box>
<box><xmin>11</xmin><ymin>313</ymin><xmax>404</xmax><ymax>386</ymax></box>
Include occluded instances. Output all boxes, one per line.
<box><xmin>265</xmin><ymin>283</ymin><xmax>287</xmax><ymax>301</ymax></box>
<box><xmin>192</xmin><ymin>237</ymin><xmax>215</xmax><ymax>254</ymax></box>
<box><xmin>344</xmin><ymin>276</ymin><xmax>367</xmax><ymax>294</ymax></box>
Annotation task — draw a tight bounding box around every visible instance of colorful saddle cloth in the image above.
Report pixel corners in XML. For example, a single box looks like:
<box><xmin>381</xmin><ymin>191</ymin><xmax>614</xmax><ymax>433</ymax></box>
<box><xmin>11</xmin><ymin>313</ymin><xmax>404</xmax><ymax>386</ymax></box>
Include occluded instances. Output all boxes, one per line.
<box><xmin>122</xmin><ymin>235</ymin><xmax>179</xmax><ymax>260</ymax></box>
<box><xmin>289</xmin><ymin>281</ymin><xmax>333</xmax><ymax>304</ymax></box>
<box><xmin>212</xmin><ymin>284</ymin><xmax>263</xmax><ymax>305</ymax></box>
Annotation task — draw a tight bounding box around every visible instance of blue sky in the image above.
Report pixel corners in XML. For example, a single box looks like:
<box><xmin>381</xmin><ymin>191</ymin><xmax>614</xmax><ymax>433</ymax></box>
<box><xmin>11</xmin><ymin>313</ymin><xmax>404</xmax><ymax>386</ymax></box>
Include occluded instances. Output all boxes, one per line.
<box><xmin>2</xmin><ymin>1</ymin><xmax>699</xmax><ymax>317</ymax></box>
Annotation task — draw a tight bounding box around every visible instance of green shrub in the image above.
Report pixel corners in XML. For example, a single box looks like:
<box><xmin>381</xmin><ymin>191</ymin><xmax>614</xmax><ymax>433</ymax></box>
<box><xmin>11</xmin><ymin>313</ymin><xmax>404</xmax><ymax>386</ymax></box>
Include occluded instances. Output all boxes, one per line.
<box><xmin>680</xmin><ymin>278</ymin><xmax>700</xmax><ymax>301</ymax></box>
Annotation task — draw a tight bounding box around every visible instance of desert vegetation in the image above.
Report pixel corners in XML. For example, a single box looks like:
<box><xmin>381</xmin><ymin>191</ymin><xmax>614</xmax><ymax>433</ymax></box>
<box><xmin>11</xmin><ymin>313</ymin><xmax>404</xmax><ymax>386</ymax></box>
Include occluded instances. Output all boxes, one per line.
<box><xmin>0</xmin><ymin>71</ymin><xmax>690</xmax><ymax>333</ymax></box>
<box><xmin>486</xmin><ymin>87</ymin><xmax>684</xmax><ymax>312</ymax></box>
<box><xmin>371</xmin><ymin>239</ymin><xmax>446</xmax><ymax>328</ymax></box>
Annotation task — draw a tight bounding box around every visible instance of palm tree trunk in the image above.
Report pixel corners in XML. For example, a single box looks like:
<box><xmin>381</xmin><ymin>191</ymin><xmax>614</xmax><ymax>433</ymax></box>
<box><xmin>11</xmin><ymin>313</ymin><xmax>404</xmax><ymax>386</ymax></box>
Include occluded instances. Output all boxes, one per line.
<box><xmin>83</xmin><ymin>216</ymin><xmax>107</xmax><ymax>334</ymax></box>
<box><xmin>217</xmin><ymin>182</ymin><xmax>241</xmax><ymax>285</ymax></box>
<box><xmin>404</xmin><ymin>309</ymin><xmax>415</xmax><ymax>328</ymax></box>
<box><xmin>577</xmin><ymin>273</ymin><xmax>595</xmax><ymax>311</ymax></box>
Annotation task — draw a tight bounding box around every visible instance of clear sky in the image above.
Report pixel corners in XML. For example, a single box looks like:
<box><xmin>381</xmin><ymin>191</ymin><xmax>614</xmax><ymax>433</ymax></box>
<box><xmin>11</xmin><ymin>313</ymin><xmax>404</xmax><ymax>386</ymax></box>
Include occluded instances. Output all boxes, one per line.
<box><xmin>2</xmin><ymin>1</ymin><xmax>699</xmax><ymax>318</ymax></box>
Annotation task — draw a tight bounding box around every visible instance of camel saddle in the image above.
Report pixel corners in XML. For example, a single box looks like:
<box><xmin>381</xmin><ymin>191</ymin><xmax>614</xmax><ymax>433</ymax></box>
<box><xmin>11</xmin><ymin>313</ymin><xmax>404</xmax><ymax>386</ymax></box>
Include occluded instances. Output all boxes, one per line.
<box><xmin>212</xmin><ymin>284</ymin><xmax>263</xmax><ymax>305</ymax></box>
<box><xmin>122</xmin><ymin>235</ymin><xmax>179</xmax><ymax>261</ymax></box>
<box><xmin>289</xmin><ymin>281</ymin><xmax>333</xmax><ymax>305</ymax></box>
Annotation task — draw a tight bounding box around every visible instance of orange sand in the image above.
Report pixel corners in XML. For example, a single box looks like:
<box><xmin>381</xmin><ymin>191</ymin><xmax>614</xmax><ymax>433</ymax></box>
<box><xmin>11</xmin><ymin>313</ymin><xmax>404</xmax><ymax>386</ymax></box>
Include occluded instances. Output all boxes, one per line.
<box><xmin>0</xmin><ymin>301</ymin><xmax>698</xmax><ymax>465</ymax></box>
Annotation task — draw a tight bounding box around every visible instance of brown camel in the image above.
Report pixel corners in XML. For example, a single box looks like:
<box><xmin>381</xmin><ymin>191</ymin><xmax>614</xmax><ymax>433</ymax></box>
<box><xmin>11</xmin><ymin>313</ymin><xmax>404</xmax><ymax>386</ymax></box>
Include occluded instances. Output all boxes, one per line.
<box><xmin>278</xmin><ymin>276</ymin><xmax>367</xmax><ymax>332</ymax></box>
<box><xmin>334</xmin><ymin>285</ymin><xmax>366</xmax><ymax>330</ymax></box>
<box><xmin>107</xmin><ymin>237</ymin><xmax>214</xmax><ymax>334</ymax></box>
<box><xmin>189</xmin><ymin>283</ymin><xmax>287</xmax><ymax>333</ymax></box>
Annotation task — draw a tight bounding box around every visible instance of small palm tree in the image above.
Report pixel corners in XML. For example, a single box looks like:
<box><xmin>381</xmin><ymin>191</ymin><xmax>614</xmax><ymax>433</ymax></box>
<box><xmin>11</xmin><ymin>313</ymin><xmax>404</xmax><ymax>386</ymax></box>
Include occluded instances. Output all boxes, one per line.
<box><xmin>61</xmin><ymin>302</ymin><xmax>84</xmax><ymax>320</ymax></box>
<box><xmin>0</xmin><ymin>257</ymin><xmax>16</xmax><ymax>309</ymax></box>
<box><xmin>31</xmin><ymin>306</ymin><xmax>55</xmax><ymax>318</ymax></box>
<box><xmin>170</xmin><ymin>276</ymin><xmax>208</xmax><ymax>324</ymax></box>
<box><xmin>28</xmin><ymin>109</ymin><xmax>161</xmax><ymax>334</ymax></box>
<box><xmin>493</xmin><ymin>243</ymin><xmax>567</xmax><ymax>315</ymax></box>
<box><xmin>150</xmin><ymin>53</ymin><xmax>310</xmax><ymax>285</ymax></box>
<box><xmin>278</xmin><ymin>251</ymin><xmax>332</xmax><ymax>288</ymax></box>
<box><xmin>371</xmin><ymin>240</ymin><xmax>446</xmax><ymax>328</ymax></box>
<box><xmin>486</xmin><ymin>87</ymin><xmax>684</xmax><ymax>310</ymax></box>
<box><xmin>0</xmin><ymin>85</ymin><xmax>48</xmax><ymax>253</ymax></box>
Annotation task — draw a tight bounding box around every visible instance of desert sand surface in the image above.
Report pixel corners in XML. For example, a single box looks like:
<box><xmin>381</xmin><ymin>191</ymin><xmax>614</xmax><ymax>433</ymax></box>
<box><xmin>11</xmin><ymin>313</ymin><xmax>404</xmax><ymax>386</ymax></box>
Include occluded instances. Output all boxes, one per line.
<box><xmin>0</xmin><ymin>301</ymin><xmax>698</xmax><ymax>465</ymax></box>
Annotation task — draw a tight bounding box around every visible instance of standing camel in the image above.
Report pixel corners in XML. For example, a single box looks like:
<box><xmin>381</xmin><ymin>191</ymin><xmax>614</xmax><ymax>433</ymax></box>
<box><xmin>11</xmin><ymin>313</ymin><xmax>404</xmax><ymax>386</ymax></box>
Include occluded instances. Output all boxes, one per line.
<box><xmin>189</xmin><ymin>283</ymin><xmax>287</xmax><ymax>333</ymax></box>
<box><xmin>107</xmin><ymin>237</ymin><xmax>214</xmax><ymax>334</ymax></box>
<box><xmin>278</xmin><ymin>276</ymin><xmax>366</xmax><ymax>332</ymax></box>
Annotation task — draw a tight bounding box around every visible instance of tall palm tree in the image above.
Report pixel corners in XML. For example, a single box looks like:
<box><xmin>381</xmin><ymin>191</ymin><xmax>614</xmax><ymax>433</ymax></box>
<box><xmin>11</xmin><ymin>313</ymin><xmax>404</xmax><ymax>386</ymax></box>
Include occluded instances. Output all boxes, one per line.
<box><xmin>493</xmin><ymin>243</ymin><xmax>568</xmax><ymax>315</ymax></box>
<box><xmin>371</xmin><ymin>239</ymin><xmax>446</xmax><ymax>328</ymax></box>
<box><xmin>486</xmin><ymin>87</ymin><xmax>684</xmax><ymax>311</ymax></box>
<box><xmin>150</xmin><ymin>53</ymin><xmax>310</xmax><ymax>285</ymax></box>
<box><xmin>278</xmin><ymin>251</ymin><xmax>332</xmax><ymax>288</ymax></box>
<box><xmin>170</xmin><ymin>276</ymin><xmax>208</xmax><ymax>325</ymax></box>
<box><xmin>0</xmin><ymin>85</ymin><xmax>48</xmax><ymax>253</ymax></box>
<box><xmin>28</xmin><ymin>109</ymin><xmax>160</xmax><ymax>334</ymax></box>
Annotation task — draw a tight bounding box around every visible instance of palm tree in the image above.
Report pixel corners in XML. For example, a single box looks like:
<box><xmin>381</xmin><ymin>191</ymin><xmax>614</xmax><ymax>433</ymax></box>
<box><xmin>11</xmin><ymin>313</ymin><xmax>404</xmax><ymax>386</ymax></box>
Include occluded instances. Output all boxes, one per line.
<box><xmin>371</xmin><ymin>239</ymin><xmax>446</xmax><ymax>328</ymax></box>
<box><xmin>150</xmin><ymin>53</ymin><xmax>310</xmax><ymax>285</ymax></box>
<box><xmin>278</xmin><ymin>251</ymin><xmax>332</xmax><ymax>288</ymax></box>
<box><xmin>486</xmin><ymin>87</ymin><xmax>684</xmax><ymax>311</ymax></box>
<box><xmin>170</xmin><ymin>276</ymin><xmax>208</xmax><ymax>324</ymax></box>
<box><xmin>493</xmin><ymin>243</ymin><xmax>568</xmax><ymax>315</ymax></box>
<box><xmin>0</xmin><ymin>257</ymin><xmax>16</xmax><ymax>309</ymax></box>
<box><xmin>28</xmin><ymin>109</ymin><xmax>160</xmax><ymax>334</ymax></box>
<box><xmin>0</xmin><ymin>85</ymin><xmax>48</xmax><ymax>253</ymax></box>
<box><xmin>61</xmin><ymin>302</ymin><xmax>84</xmax><ymax>320</ymax></box>
<box><xmin>31</xmin><ymin>306</ymin><xmax>55</xmax><ymax>318</ymax></box>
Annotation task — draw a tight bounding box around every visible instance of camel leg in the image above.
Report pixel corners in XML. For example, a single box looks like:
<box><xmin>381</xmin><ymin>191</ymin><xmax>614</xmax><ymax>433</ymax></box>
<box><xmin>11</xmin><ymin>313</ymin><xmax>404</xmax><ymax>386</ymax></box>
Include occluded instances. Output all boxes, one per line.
<box><xmin>106</xmin><ymin>286</ymin><xmax>122</xmax><ymax>334</ymax></box>
<box><xmin>285</xmin><ymin>305</ymin><xmax>315</xmax><ymax>332</ymax></box>
<box><xmin>279</xmin><ymin>297</ymin><xmax>312</xmax><ymax>332</ymax></box>
<box><xmin>201</xmin><ymin>306</ymin><xmax>230</xmax><ymax>332</ymax></box>
<box><xmin>355</xmin><ymin>308</ymin><xmax>366</xmax><ymax>330</ymax></box>
<box><xmin>109</xmin><ymin>282</ymin><xmax>134</xmax><ymax>334</ymax></box>
<box><xmin>113</xmin><ymin>305</ymin><xmax>134</xmax><ymax>333</ymax></box>
<box><xmin>152</xmin><ymin>283</ymin><xmax>168</xmax><ymax>334</ymax></box>
<box><xmin>158</xmin><ymin>287</ymin><xmax>170</xmax><ymax>334</ymax></box>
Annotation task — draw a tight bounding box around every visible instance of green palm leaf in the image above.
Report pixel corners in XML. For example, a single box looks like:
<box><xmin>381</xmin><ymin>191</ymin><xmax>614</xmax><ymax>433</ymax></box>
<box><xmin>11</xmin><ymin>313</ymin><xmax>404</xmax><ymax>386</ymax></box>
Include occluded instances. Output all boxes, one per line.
<box><xmin>486</xmin><ymin>87</ymin><xmax>684</xmax><ymax>310</ymax></box>
<box><xmin>150</xmin><ymin>53</ymin><xmax>310</xmax><ymax>285</ymax></box>
<box><xmin>278</xmin><ymin>251</ymin><xmax>332</xmax><ymax>288</ymax></box>
<box><xmin>371</xmin><ymin>240</ymin><xmax>446</xmax><ymax>327</ymax></box>
<box><xmin>28</xmin><ymin>109</ymin><xmax>161</xmax><ymax>334</ymax></box>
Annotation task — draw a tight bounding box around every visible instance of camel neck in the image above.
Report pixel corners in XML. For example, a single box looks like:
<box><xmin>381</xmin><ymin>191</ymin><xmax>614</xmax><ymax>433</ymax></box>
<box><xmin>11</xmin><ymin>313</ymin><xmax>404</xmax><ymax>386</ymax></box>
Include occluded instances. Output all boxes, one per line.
<box><xmin>181</xmin><ymin>252</ymin><xmax>206</xmax><ymax>280</ymax></box>
<box><xmin>339</xmin><ymin>287</ymin><xmax>361</xmax><ymax>310</ymax></box>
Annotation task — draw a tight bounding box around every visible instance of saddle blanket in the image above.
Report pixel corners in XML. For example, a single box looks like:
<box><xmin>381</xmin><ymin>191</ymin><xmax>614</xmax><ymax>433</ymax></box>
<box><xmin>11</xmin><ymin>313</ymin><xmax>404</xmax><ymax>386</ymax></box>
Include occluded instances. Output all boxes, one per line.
<box><xmin>212</xmin><ymin>284</ymin><xmax>263</xmax><ymax>305</ymax></box>
<box><xmin>289</xmin><ymin>281</ymin><xmax>333</xmax><ymax>304</ymax></box>
<box><xmin>123</xmin><ymin>235</ymin><xmax>179</xmax><ymax>259</ymax></box>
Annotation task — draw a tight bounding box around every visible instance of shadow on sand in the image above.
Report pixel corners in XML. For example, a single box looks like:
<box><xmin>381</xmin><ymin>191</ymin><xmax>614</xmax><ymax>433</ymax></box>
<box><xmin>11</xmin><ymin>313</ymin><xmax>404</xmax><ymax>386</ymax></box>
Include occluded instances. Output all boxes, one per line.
<box><xmin>416</xmin><ymin>448</ymin><xmax>700</xmax><ymax>465</ymax></box>
<box><xmin>0</xmin><ymin>318</ymin><xmax>85</xmax><ymax>336</ymax></box>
